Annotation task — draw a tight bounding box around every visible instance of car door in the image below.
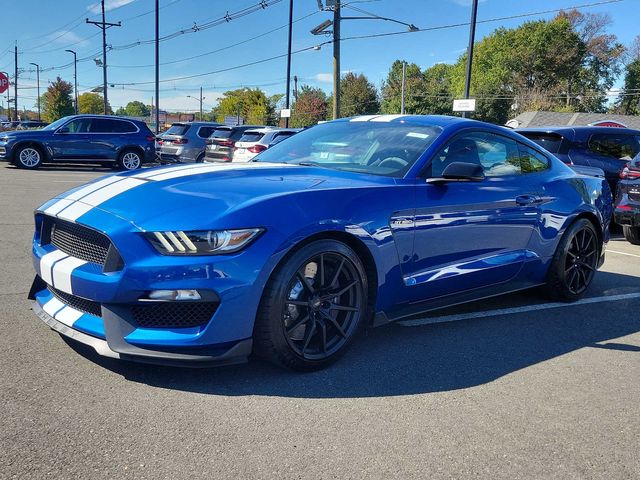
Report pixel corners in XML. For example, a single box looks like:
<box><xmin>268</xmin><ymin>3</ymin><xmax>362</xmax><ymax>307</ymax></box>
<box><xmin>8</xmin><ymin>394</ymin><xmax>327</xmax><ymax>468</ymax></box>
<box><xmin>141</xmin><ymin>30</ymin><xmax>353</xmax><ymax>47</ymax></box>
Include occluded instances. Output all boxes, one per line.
<box><xmin>87</xmin><ymin>118</ymin><xmax>129</xmax><ymax>159</ymax></box>
<box><xmin>50</xmin><ymin>117</ymin><xmax>94</xmax><ymax>159</ymax></box>
<box><xmin>406</xmin><ymin>130</ymin><xmax>541</xmax><ymax>301</ymax></box>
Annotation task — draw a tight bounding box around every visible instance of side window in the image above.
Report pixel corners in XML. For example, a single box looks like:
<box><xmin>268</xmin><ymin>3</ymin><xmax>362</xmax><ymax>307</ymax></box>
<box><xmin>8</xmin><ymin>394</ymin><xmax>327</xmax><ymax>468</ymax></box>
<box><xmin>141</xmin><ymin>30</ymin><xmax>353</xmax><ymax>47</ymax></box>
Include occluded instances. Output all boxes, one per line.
<box><xmin>430</xmin><ymin>131</ymin><xmax>520</xmax><ymax>178</ymax></box>
<box><xmin>272</xmin><ymin>132</ymin><xmax>294</xmax><ymax>145</ymax></box>
<box><xmin>115</xmin><ymin>120</ymin><xmax>137</xmax><ymax>133</ymax></box>
<box><xmin>588</xmin><ymin>134</ymin><xmax>640</xmax><ymax>160</ymax></box>
<box><xmin>64</xmin><ymin>118</ymin><xmax>91</xmax><ymax>133</ymax></box>
<box><xmin>89</xmin><ymin>118</ymin><xmax>114</xmax><ymax>133</ymax></box>
<box><xmin>519</xmin><ymin>144</ymin><xmax>550</xmax><ymax>173</ymax></box>
<box><xmin>197</xmin><ymin>127</ymin><xmax>216</xmax><ymax>138</ymax></box>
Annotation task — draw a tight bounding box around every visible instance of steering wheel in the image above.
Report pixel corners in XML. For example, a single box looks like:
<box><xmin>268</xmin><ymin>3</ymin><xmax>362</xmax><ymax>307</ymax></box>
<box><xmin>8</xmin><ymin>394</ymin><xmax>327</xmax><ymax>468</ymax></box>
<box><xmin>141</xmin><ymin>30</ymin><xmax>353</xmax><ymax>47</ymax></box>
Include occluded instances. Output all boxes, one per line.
<box><xmin>377</xmin><ymin>156</ymin><xmax>409</xmax><ymax>169</ymax></box>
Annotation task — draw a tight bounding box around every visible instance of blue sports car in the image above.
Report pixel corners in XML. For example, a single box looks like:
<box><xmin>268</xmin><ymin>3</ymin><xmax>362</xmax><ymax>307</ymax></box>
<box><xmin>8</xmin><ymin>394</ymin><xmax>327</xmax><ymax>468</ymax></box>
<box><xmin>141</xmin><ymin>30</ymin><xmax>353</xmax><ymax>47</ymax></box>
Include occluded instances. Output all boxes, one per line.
<box><xmin>29</xmin><ymin>115</ymin><xmax>612</xmax><ymax>370</ymax></box>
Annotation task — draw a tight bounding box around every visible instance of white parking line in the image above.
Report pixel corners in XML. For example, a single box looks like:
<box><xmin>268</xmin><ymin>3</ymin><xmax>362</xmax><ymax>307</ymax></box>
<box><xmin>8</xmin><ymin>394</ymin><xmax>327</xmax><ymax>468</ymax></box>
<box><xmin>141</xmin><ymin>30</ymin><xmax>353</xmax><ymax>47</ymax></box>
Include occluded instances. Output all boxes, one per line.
<box><xmin>399</xmin><ymin>292</ymin><xmax>640</xmax><ymax>327</ymax></box>
<box><xmin>608</xmin><ymin>249</ymin><xmax>640</xmax><ymax>259</ymax></box>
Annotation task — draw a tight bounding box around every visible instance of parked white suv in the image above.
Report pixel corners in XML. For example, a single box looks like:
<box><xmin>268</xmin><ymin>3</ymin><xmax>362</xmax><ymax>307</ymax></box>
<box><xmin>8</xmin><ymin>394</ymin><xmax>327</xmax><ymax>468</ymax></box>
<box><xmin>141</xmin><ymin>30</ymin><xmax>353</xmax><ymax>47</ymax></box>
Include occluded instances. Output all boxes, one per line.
<box><xmin>232</xmin><ymin>128</ymin><xmax>300</xmax><ymax>162</ymax></box>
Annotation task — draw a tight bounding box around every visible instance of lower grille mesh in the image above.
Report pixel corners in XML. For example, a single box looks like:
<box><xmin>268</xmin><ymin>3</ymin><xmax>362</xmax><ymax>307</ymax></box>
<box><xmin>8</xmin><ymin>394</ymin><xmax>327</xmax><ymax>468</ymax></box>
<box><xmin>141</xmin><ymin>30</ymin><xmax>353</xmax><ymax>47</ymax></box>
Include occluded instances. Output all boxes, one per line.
<box><xmin>131</xmin><ymin>302</ymin><xmax>218</xmax><ymax>329</ymax></box>
<box><xmin>49</xmin><ymin>287</ymin><xmax>102</xmax><ymax>317</ymax></box>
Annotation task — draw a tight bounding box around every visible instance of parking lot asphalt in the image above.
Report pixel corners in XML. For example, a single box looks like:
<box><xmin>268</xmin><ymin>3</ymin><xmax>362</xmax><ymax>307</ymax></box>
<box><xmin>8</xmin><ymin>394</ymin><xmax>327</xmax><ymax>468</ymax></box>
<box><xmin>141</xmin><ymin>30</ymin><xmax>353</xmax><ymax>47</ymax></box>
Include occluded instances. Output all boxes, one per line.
<box><xmin>1</xmin><ymin>164</ymin><xmax>639</xmax><ymax>479</ymax></box>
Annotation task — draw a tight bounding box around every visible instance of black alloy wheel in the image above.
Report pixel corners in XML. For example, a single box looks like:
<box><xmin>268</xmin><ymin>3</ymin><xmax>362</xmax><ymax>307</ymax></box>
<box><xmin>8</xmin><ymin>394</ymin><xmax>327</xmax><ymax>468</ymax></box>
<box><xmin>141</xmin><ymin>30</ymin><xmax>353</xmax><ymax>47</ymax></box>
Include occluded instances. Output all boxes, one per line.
<box><xmin>255</xmin><ymin>240</ymin><xmax>368</xmax><ymax>371</ymax></box>
<box><xmin>544</xmin><ymin>218</ymin><xmax>599</xmax><ymax>301</ymax></box>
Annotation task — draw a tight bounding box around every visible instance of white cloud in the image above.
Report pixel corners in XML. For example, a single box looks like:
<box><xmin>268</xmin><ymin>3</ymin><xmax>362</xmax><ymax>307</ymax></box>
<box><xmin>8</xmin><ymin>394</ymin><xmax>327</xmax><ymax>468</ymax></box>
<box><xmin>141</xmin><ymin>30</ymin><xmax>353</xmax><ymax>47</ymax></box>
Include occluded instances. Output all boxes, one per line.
<box><xmin>49</xmin><ymin>30</ymin><xmax>89</xmax><ymax>46</ymax></box>
<box><xmin>88</xmin><ymin>0</ymin><xmax>136</xmax><ymax>14</ymax></box>
<box><xmin>314</xmin><ymin>73</ymin><xmax>333</xmax><ymax>83</ymax></box>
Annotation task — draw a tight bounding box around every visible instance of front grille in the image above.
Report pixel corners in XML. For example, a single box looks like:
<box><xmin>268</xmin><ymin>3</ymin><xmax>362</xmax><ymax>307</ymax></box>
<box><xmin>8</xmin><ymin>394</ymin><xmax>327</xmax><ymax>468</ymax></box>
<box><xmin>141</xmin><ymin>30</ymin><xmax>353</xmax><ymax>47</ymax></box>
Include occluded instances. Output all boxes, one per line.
<box><xmin>49</xmin><ymin>286</ymin><xmax>102</xmax><ymax>317</ymax></box>
<box><xmin>50</xmin><ymin>218</ymin><xmax>113</xmax><ymax>267</ymax></box>
<box><xmin>131</xmin><ymin>302</ymin><xmax>218</xmax><ymax>329</ymax></box>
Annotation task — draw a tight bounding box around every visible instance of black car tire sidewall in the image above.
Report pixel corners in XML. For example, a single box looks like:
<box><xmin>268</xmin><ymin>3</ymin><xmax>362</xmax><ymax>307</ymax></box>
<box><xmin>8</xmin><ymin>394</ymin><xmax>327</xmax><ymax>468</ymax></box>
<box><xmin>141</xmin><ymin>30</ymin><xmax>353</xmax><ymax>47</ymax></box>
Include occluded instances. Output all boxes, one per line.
<box><xmin>622</xmin><ymin>225</ymin><xmax>640</xmax><ymax>245</ymax></box>
<box><xmin>544</xmin><ymin>218</ymin><xmax>598</xmax><ymax>302</ymax></box>
<box><xmin>254</xmin><ymin>239</ymin><xmax>368</xmax><ymax>371</ymax></box>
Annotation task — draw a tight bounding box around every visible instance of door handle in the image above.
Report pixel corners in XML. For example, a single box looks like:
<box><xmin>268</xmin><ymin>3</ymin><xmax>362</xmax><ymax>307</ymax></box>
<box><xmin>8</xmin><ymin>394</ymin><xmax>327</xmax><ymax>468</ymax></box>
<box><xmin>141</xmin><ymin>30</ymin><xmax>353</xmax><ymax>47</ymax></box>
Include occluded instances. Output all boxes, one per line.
<box><xmin>515</xmin><ymin>194</ymin><xmax>542</xmax><ymax>206</ymax></box>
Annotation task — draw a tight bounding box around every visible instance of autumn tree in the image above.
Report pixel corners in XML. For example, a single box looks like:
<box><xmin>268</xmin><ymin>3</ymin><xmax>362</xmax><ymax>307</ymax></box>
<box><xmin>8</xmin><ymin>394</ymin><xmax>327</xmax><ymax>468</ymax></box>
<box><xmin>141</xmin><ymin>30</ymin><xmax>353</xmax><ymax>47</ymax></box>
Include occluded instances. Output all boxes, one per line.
<box><xmin>212</xmin><ymin>88</ymin><xmax>281</xmax><ymax>125</ymax></box>
<box><xmin>290</xmin><ymin>86</ymin><xmax>328</xmax><ymax>127</ymax></box>
<box><xmin>40</xmin><ymin>77</ymin><xmax>74</xmax><ymax>122</ymax></box>
<box><xmin>338</xmin><ymin>72</ymin><xmax>379</xmax><ymax>117</ymax></box>
<box><xmin>78</xmin><ymin>92</ymin><xmax>111</xmax><ymax>115</ymax></box>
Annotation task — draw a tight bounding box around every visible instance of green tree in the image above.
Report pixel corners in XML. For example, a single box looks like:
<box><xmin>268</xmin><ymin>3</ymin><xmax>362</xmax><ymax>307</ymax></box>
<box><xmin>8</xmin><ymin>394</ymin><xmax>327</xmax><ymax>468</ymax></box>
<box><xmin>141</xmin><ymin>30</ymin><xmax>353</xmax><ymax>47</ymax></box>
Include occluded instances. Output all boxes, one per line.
<box><xmin>212</xmin><ymin>88</ymin><xmax>281</xmax><ymax>125</ymax></box>
<box><xmin>78</xmin><ymin>92</ymin><xmax>112</xmax><ymax>114</ymax></box>
<box><xmin>339</xmin><ymin>72</ymin><xmax>379</xmax><ymax>117</ymax></box>
<box><xmin>615</xmin><ymin>59</ymin><xmax>640</xmax><ymax>115</ymax></box>
<box><xmin>290</xmin><ymin>85</ymin><xmax>328</xmax><ymax>127</ymax></box>
<box><xmin>124</xmin><ymin>100</ymin><xmax>150</xmax><ymax>117</ymax></box>
<box><xmin>40</xmin><ymin>77</ymin><xmax>74</xmax><ymax>122</ymax></box>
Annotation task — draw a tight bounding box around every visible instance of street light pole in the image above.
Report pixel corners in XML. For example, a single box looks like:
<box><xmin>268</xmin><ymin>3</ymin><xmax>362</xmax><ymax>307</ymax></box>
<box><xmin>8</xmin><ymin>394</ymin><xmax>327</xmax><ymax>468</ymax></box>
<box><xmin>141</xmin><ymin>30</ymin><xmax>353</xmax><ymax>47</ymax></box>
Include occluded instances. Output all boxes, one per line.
<box><xmin>400</xmin><ymin>61</ymin><xmax>406</xmax><ymax>114</ymax></box>
<box><xmin>462</xmin><ymin>0</ymin><xmax>479</xmax><ymax>118</ymax></box>
<box><xmin>14</xmin><ymin>42</ymin><xmax>18</xmax><ymax>121</ymax></box>
<box><xmin>29</xmin><ymin>63</ymin><xmax>40</xmax><ymax>121</ymax></box>
<box><xmin>284</xmin><ymin>0</ymin><xmax>293</xmax><ymax>127</ymax></box>
<box><xmin>187</xmin><ymin>92</ymin><xmax>205</xmax><ymax>121</ymax></box>
<box><xmin>155</xmin><ymin>0</ymin><xmax>160</xmax><ymax>133</ymax></box>
<box><xmin>65</xmin><ymin>50</ymin><xmax>78</xmax><ymax>114</ymax></box>
<box><xmin>332</xmin><ymin>0</ymin><xmax>341</xmax><ymax>120</ymax></box>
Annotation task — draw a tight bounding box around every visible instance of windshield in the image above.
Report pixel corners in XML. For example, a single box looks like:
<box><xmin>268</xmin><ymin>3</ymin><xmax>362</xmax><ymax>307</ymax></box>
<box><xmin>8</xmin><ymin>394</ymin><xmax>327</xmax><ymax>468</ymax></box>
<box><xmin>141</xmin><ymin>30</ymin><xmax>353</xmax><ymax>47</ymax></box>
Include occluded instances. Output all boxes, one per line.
<box><xmin>254</xmin><ymin>121</ymin><xmax>442</xmax><ymax>177</ymax></box>
<box><xmin>42</xmin><ymin>117</ymin><xmax>72</xmax><ymax>131</ymax></box>
<box><xmin>211</xmin><ymin>128</ymin><xmax>233</xmax><ymax>139</ymax></box>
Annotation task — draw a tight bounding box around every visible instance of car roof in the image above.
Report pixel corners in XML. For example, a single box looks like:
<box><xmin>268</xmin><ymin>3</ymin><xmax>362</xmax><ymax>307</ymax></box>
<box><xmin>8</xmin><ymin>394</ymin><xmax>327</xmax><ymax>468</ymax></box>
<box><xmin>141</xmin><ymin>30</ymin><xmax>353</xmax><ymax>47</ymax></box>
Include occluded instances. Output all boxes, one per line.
<box><xmin>241</xmin><ymin>127</ymin><xmax>283</xmax><ymax>134</ymax></box>
<box><xmin>516</xmin><ymin>126</ymin><xmax>640</xmax><ymax>135</ymax></box>
<box><xmin>171</xmin><ymin>121</ymin><xmax>220</xmax><ymax>126</ymax></box>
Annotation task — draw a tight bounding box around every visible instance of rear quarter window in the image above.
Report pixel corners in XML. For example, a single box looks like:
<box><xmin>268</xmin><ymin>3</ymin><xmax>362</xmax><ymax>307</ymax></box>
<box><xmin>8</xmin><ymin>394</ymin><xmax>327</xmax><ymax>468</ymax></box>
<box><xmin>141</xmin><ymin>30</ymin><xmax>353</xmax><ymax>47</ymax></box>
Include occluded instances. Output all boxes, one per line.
<box><xmin>197</xmin><ymin>126</ymin><xmax>216</xmax><ymax>138</ymax></box>
<box><xmin>238</xmin><ymin>132</ymin><xmax>265</xmax><ymax>142</ymax></box>
<box><xmin>211</xmin><ymin>128</ymin><xmax>232</xmax><ymax>139</ymax></box>
<box><xmin>519</xmin><ymin>132</ymin><xmax>563</xmax><ymax>154</ymax></box>
<box><xmin>519</xmin><ymin>144</ymin><xmax>550</xmax><ymax>173</ymax></box>
<box><xmin>165</xmin><ymin>124</ymin><xmax>190</xmax><ymax>135</ymax></box>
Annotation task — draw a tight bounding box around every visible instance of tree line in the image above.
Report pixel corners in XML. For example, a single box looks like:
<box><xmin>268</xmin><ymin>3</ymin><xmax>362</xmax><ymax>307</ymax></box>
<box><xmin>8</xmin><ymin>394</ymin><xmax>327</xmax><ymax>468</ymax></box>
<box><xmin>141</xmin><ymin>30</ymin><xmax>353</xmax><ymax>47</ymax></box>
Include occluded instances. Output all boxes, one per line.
<box><xmin>35</xmin><ymin>9</ymin><xmax>639</xmax><ymax>126</ymax></box>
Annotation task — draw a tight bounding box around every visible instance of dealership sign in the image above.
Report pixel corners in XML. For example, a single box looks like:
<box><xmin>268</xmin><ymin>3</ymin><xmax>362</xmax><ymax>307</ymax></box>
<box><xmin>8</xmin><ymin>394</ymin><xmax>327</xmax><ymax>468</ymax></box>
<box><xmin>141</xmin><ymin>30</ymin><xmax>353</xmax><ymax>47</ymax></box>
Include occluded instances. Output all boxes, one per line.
<box><xmin>453</xmin><ymin>98</ymin><xmax>476</xmax><ymax>112</ymax></box>
<box><xmin>0</xmin><ymin>72</ymin><xmax>9</xmax><ymax>94</ymax></box>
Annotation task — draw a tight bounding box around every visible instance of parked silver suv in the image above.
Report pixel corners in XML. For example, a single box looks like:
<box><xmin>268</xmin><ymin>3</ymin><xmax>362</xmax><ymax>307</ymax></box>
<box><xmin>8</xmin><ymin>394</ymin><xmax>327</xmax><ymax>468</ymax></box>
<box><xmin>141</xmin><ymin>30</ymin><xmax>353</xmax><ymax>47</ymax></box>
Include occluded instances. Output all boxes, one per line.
<box><xmin>158</xmin><ymin>121</ymin><xmax>220</xmax><ymax>163</ymax></box>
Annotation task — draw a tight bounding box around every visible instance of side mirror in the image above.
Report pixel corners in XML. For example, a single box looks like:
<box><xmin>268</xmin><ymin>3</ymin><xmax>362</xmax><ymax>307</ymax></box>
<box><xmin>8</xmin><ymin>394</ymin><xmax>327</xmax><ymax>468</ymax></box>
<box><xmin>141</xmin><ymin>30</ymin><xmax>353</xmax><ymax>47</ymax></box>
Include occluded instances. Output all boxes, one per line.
<box><xmin>56</xmin><ymin>126</ymin><xmax>70</xmax><ymax>134</ymax></box>
<box><xmin>427</xmin><ymin>161</ymin><xmax>485</xmax><ymax>184</ymax></box>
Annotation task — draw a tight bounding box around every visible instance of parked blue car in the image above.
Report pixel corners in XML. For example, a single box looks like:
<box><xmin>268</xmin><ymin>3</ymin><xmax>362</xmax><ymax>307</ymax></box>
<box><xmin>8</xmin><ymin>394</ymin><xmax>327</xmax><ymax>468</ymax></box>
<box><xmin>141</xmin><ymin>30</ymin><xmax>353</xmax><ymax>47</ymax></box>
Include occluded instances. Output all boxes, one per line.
<box><xmin>29</xmin><ymin>115</ymin><xmax>612</xmax><ymax>370</ymax></box>
<box><xmin>0</xmin><ymin>115</ymin><xmax>156</xmax><ymax>170</ymax></box>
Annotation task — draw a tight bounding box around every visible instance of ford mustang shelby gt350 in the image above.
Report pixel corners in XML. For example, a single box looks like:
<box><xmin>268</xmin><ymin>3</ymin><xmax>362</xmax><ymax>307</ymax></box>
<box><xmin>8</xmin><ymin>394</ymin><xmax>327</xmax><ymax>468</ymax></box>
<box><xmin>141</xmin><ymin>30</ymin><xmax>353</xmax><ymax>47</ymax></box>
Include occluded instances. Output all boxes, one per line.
<box><xmin>29</xmin><ymin>115</ymin><xmax>612</xmax><ymax>370</ymax></box>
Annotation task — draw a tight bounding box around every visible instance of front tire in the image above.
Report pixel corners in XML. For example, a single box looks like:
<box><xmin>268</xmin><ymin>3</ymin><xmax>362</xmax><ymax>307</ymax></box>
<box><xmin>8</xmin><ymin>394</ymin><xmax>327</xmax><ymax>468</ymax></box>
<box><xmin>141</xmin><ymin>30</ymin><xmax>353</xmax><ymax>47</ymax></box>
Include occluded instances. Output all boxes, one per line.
<box><xmin>254</xmin><ymin>240</ymin><xmax>368</xmax><ymax>371</ymax></box>
<box><xmin>118</xmin><ymin>149</ymin><xmax>142</xmax><ymax>170</ymax></box>
<box><xmin>543</xmin><ymin>218</ymin><xmax>599</xmax><ymax>301</ymax></box>
<box><xmin>14</xmin><ymin>145</ymin><xmax>43</xmax><ymax>169</ymax></box>
<box><xmin>623</xmin><ymin>225</ymin><xmax>640</xmax><ymax>245</ymax></box>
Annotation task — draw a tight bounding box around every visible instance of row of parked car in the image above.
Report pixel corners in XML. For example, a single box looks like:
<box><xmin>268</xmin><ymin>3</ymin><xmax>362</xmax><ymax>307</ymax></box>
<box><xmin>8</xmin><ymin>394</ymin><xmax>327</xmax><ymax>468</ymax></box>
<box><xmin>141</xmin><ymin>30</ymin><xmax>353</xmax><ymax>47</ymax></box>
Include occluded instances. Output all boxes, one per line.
<box><xmin>0</xmin><ymin>113</ymin><xmax>638</xmax><ymax>244</ymax></box>
<box><xmin>1</xmin><ymin>120</ymin><xmax>49</xmax><ymax>131</ymax></box>
<box><xmin>156</xmin><ymin>121</ymin><xmax>300</xmax><ymax>164</ymax></box>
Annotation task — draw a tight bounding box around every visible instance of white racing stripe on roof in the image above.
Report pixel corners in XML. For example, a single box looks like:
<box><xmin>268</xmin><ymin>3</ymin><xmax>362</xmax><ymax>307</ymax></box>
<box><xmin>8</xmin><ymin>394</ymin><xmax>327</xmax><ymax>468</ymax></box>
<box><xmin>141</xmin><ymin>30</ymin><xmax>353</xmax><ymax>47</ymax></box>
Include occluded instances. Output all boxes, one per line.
<box><xmin>370</xmin><ymin>114</ymin><xmax>409</xmax><ymax>122</ymax></box>
<box><xmin>350</xmin><ymin>115</ymin><xmax>381</xmax><ymax>122</ymax></box>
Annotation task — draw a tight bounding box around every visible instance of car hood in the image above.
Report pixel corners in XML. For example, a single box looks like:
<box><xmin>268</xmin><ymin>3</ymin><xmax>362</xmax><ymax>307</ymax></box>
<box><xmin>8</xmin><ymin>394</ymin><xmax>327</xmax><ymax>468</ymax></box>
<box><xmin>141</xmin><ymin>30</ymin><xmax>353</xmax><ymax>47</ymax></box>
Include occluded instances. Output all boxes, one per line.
<box><xmin>42</xmin><ymin>162</ymin><xmax>392</xmax><ymax>231</ymax></box>
<box><xmin>2</xmin><ymin>129</ymin><xmax>48</xmax><ymax>138</ymax></box>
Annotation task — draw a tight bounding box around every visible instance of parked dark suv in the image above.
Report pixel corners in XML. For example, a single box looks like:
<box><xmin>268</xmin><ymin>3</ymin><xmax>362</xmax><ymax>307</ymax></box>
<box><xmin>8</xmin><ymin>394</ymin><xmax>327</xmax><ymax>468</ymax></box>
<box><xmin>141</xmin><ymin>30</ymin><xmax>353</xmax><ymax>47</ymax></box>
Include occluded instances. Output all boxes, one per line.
<box><xmin>614</xmin><ymin>152</ymin><xmax>640</xmax><ymax>244</ymax></box>
<box><xmin>204</xmin><ymin>125</ymin><xmax>264</xmax><ymax>162</ymax></box>
<box><xmin>0</xmin><ymin>115</ymin><xmax>156</xmax><ymax>170</ymax></box>
<box><xmin>516</xmin><ymin>126</ymin><xmax>640</xmax><ymax>193</ymax></box>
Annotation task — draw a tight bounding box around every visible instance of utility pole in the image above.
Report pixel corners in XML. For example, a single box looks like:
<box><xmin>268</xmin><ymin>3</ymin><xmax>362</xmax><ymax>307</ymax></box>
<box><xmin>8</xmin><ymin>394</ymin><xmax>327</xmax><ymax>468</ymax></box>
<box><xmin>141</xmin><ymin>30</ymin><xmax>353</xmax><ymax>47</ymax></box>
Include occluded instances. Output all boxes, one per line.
<box><xmin>462</xmin><ymin>0</ymin><xmax>478</xmax><ymax>118</ymax></box>
<box><xmin>14</xmin><ymin>42</ymin><xmax>18</xmax><ymax>121</ymax></box>
<box><xmin>65</xmin><ymin>50</ymin><xmax>78</xmax><ymax>114</ymax></box>
<box><xmin>200</xmin><ymin>86</ymin><xmax>203</xmax><ymax>121</ymax></box>
<box><xmin>400</xmin><ymin>61</ymin><xmax>406</xmax><ymax>114</ymax></box>
<box><xmin>29</xmin><ymin>63</ymin><xmax>40</xmax><ymax>121</ymax></box>
<box><xmin>284</xmin><ymin>0</ymin><xmax>293</xmax><ymax>127</ymax></box>
<box><xmin>293</xmin><ymin>75</ymin><xmax>298</xmax><ymax>102</ymax></box>
<box><xmin>155</xmin><ymin>0</ymin><xmax>160</xmax><ymax>133</ymax></box>
<box><xmin>86</xmin><ymin>0</ymin><xmax>121</xmax><ymax>115</ymax></box>
<box><xmin>332</xmin><ymin>0</ymin><xmax>341</xmax><ymax>119</ymax></box>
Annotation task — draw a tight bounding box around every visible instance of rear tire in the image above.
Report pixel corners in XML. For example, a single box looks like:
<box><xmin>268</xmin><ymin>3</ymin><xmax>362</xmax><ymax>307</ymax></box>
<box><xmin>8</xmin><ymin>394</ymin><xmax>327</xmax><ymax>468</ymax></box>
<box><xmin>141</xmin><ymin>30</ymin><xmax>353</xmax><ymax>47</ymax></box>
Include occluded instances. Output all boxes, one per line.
<box><xmin>196</xmin><ymin>153</ymin><xmax>205</xmax><ymax>163</ymax></box>
<box><xmin>14</xmin><ymin>145</ymin><xmax>43</xmax><ymax>169</ymax></box>
<box><xmin>117</xmin><ymin>149</ymin><xmax>142</xmax><ymax>170</ymax></box>
<box><xmin>623</xmin><ymin>225</ymin><xmax>640</xmax><ymax>245</ymax></box>
<box><xmin>254</xmin><ymin>239</ymin><xmax>368</xmax><ymax>371</ymax></box>
<box><xmin>543</xmin><ymin>218</ymin><xmax>599</xmax><ymax>302</ymax></box>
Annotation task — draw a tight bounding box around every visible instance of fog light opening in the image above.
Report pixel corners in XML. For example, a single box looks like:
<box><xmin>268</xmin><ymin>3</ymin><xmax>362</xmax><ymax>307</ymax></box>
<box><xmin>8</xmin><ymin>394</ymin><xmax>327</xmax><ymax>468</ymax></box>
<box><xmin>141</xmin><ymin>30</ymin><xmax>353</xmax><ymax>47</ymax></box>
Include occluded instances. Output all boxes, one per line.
<box><xmin>147</xmin><ymin>289</ymin><xmax>202</xmax><ymax>301</ymax></box>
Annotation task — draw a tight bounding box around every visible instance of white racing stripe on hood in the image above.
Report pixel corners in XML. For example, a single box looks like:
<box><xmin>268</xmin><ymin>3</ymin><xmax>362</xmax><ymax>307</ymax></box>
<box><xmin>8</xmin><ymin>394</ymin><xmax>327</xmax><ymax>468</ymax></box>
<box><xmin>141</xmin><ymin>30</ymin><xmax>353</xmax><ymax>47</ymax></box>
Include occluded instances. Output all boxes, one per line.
<box><xmin>147</xmin><ymin>162</ymin><xmax>297</xmax><ymax>182</ymax></box>
<box><xmin>56</xmin><ymin>177</ymin><xmax>147</xmax><ymax>222</ymax></box>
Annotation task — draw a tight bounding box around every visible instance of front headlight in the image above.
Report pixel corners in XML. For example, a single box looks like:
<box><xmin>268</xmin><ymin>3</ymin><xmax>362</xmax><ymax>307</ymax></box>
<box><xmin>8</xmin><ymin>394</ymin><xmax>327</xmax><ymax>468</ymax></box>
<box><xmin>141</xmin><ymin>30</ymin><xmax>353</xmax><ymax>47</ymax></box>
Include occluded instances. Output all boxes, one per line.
<box><xmin>146</xmin><ymin>228</ymin><xmax>263</xmax><ymax>255</ymax></box>
<box><xmin>0</xmin><ymin>136</ymin><xmax>10</xmax><ymax>143</ymax></box>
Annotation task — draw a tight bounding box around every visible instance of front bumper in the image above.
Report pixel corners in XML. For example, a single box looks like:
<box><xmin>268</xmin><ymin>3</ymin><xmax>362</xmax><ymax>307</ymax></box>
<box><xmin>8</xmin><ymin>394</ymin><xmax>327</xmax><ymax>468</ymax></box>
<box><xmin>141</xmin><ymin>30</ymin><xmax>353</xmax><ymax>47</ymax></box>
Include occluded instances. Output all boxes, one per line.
<box><xmin>29</xmin><ymin>208</ymin><xmax>278</xmax><ymax>365</ymax></box>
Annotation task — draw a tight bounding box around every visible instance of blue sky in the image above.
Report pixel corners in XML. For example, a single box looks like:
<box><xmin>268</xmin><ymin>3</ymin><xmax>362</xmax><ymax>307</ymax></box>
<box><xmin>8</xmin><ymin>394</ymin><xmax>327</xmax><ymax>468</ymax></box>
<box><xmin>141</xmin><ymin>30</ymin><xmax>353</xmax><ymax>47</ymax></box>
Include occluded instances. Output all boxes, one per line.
<box><xmin>1</xmin><ymin>0</ymin><xmax>637</xmax><ymax>113</ymax></box>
